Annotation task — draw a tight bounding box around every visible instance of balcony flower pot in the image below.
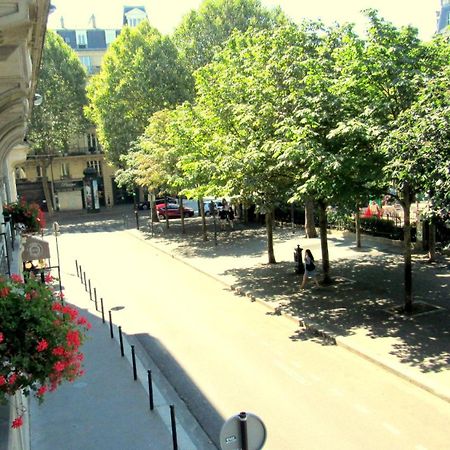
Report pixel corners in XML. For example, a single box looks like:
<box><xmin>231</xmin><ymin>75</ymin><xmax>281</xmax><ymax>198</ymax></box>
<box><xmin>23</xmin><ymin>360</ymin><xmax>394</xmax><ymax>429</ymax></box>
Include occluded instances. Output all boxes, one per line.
<box><xmin>2</xmin><ymin>199</ymin><xmax>45</xmax><ymax>233</ymax></box>
<box><xmin>0</xmin><ymin>274</ymin><xmax>90</xmax><ymax>428</ymax></box>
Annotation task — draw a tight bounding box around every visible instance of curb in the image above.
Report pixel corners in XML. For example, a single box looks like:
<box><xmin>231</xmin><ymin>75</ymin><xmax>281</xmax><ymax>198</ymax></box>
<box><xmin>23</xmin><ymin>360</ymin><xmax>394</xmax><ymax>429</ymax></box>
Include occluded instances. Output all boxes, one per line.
<box><xmin>127</xmin><ymin>229</ymin><xmax>450</xmax><ymax>404</ymax></box>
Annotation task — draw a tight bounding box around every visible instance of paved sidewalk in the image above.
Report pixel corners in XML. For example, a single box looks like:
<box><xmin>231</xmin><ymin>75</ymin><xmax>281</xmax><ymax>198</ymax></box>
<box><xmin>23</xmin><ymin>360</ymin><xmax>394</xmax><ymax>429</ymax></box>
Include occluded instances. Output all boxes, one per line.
<box><xmin>132</xmin><ymin>217</ymin><xmax>450</xmax><ymax>403</ymax></box>
<box><xmin>29</xmin><ymin>261</ymin><xmax>215</xmax><ymax>450</ymax></box>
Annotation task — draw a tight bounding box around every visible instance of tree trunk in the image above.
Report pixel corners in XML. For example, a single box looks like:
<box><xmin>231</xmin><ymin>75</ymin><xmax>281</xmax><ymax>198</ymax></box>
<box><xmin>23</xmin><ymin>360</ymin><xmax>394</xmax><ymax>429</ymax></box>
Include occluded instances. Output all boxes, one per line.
<box><xmin>180</xmin><ymin>197</ymin><xmax>185</xmax><ymax>234</ymax></box>
<box><xmin>266</xmin><ymin>207</ymin><xmax>276</xmax><ymax>264</ymax></box>
<box><xmin>402</xmin><ymin>189</ymin><xmax>413</xmax><ymax>313</ymax></box>
<box><xmin>199</xmin><ymin>197</ymin><xmax>208</xmax><ymax>242</ymax></box>
<box><xmin>428</xmin><ymin>220</ymin><xmax>436</xmax><ymax>263</ymax></box>
<box><xmin>41</xmin><ymin>176</ymin><xmax>54</xmax><ymax>216</ymax></box>
<box><xmin>304</xmin><ymin>198</ymin><xmax>317</xmax><ymax>238</ymax></box>
<box><xmin>355</xmin><ymin>204</ymin><xmax>361</xmax><ymax>248</ymax></box>
<box><xmin>318</xmin><ymin>200</ymin><xmax>332</xmax><ymax>285</ymax></box>
<box><xmin>164</xmin><ymin>197</ymin><xmax>169</xmax><ymax>229</ymax></box>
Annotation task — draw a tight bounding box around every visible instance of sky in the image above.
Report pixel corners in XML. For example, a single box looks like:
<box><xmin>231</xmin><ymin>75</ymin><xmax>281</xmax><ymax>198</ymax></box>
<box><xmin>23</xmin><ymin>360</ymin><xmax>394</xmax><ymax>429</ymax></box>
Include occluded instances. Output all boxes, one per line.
<box><xmin>47</xmin><ymin>0</ymin><xmax>443</xmax><ymax>41</ymax></box>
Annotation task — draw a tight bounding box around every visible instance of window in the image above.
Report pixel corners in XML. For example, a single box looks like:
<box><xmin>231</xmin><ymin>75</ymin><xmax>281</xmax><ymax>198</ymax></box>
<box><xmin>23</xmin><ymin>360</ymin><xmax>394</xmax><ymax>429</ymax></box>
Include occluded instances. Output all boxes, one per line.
<box><xmin>76</xmin><ymin>30</ymin><xmax>87</xmax><ymax>48</ymax></box>
<box><xmin>36</xmin><ymin>165</ymin><xmax>43</xmax><ymax>178</ymax></box>
<box><xmin>87</xmin><ymin>160</ymin><xmax>102</xmax><ymax>176</ymax></box>
<box><xmin>87</xmin><ymin>133</ymin><xmax>99</xmax><ymax>152</ymax></box>
<box><xmin>79</xmin><ymin>56</ymin><xmax>92</xmax><ymax>73</ymax></box>
<box><xmin>105</xmin><ymin>29</ymin><xmax>117</xmax><ymax>46</ymax></box>
<box><xmin>60</xmin><ymin>163</ymin><xmax>70</xmax><ymax>178</ymax></box>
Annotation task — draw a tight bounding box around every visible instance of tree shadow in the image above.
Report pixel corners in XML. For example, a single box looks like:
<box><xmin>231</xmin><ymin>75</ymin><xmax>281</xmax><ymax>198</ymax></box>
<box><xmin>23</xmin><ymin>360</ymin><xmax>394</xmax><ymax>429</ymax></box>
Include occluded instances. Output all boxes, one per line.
<box><xmin>222</xmin><ymin>254</ymin><xmax>450</xmax><ymax>373</ymax></box>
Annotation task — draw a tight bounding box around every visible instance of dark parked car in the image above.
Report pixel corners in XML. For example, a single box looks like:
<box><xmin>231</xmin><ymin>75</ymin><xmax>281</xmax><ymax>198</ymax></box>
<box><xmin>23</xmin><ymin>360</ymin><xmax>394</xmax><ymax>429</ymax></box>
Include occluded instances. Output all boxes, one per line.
<box><xmin>156</xmin><ymin>203</ymin><xmax>194</xmax><ymax>219</ymax></box>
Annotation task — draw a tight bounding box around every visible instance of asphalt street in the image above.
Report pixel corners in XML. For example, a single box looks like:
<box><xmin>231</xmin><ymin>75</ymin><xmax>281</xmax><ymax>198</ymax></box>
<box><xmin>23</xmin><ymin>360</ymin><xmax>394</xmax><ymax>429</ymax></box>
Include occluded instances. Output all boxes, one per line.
<box><xmin>45</xmin><ymin>215</ymin><xmax>450</xmax><ymax>450</ymax></box>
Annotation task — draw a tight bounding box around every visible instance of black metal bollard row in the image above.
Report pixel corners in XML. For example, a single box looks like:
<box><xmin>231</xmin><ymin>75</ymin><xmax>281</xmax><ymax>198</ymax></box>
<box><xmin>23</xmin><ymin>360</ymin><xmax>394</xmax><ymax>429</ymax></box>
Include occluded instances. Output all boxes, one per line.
<box><xmin>148</xmin><ymin>370</ymin><xmax>154</xmax><ymax>411</ymax></box>
<box><xmin>170</xmin><ymin>405</ymin><xmax>178</xmax><ymax>450</ymax></box>
<box><xmin>88</xmin><ymin>279</ymin><xmax>92</xmax><ymax>301</ymax></box>
<box><xmin>131</xmin><ymin>345</ymin><xmax>137</xmax><ymax>381</ymax></box>
<box><xmin>100</xmin><ymin>298</ymin><xmax>105</xmax><ymax>323</ymax></box>
<box><xmin>94</xmin><ymin>287</ymin><xmax>98</xmax><ymax>311</ymax></box>
<box><xmin>118</xmin><ymin>326</ymin><xmax>124</xmax><ymax>357</ymax></box>
<box><xmin>75</xmin><ymin>260</ymin><xmax>79</xmax><ymax>278</ymax></box>
<box><xmin>108</xmin><ymin>310</ymin><xmax>114</xmax><ymax>339</ymax></box>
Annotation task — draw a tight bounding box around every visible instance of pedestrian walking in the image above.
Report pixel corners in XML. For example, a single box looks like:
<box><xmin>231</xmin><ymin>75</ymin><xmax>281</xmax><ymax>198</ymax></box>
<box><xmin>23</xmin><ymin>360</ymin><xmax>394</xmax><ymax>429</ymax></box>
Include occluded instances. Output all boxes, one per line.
<box><xmin>300</xmin><ymin>249</ymin><xmax>319</xmax><ymax>289</ymax></box>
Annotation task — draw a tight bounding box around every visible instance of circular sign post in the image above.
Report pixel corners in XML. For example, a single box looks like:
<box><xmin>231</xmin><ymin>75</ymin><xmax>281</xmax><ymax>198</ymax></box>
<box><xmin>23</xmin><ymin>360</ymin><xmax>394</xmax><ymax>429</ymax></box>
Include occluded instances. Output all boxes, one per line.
<box><xmin>219</xmin><ymin>412</ymin><xmax>266</xmax><ymax>450</ymax></box>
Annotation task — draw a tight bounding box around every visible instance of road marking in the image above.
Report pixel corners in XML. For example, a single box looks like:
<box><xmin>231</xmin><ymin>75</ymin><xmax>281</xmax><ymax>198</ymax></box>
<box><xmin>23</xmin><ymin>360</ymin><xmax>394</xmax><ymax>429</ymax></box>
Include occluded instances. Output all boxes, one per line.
<box><xmin>273</xmin><ymin>359</ymin><xmax>307</xmax><ymax>385</ymax></box>
<box><xmin>352</xmin><ymin>403</ymin><xmax>370</xmax><ymax>415</ymax></box>
<box><xmin>383</xmin><ymin>422</ymin><xmax>401</xmax><ymax>436</ymax></box>
<box><xmin>329</xmin><ymin>387</ymin><xmax>344</xmax><ymax>397</ymax></box>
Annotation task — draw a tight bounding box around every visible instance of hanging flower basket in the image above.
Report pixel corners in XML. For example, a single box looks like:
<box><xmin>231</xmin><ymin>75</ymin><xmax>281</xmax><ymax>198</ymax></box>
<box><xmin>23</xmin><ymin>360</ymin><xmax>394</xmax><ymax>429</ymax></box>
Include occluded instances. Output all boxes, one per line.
<box><xmin>0</xmin><ymin>274</ymin><xmax>90</xmax><ymax>428</ymax></box>
<box><xmin>2</xmin><ymin>199</ymin><xmax>46</xmax><ymax>233</ymax></box>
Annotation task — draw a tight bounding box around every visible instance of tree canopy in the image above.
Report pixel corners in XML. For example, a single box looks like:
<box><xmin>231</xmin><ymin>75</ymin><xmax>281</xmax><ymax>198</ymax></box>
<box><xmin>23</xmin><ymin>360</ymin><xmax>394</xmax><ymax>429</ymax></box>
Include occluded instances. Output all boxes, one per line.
<box><xmin>27</xmin><ymin>30</ymin><xmax>87</xmax><ymax>154</ymax></box>
<box><xmin>86</xmin><ymin>22</ymin><xmax>193</xmax><ymax>166</ymax></box>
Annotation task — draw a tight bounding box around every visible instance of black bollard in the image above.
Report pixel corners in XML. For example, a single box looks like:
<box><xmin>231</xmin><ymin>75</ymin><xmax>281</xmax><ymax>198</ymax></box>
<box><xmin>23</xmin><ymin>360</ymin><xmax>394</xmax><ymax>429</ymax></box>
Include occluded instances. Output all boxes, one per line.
<box><xmin>79</xmin><ymin>265</ymin><xmax>82</xmax><ymax>282</ymax></box>
<box><xmin>135</xmin><ymin>210</ymin><xmax>139</xmax><ymax>230</ymax></box>
<box><xmin>94</xmin><ymin>287</ymin><xmax>98</xmax><ymax>311</ymax></box>
<box><xmin>83</xmin><ymin>272</ymin><xmax>87</xmax><ymax>291</ymax></box>
<box><xmin>118</xmin><ymin>326</ymin><xmax>124</xmax><ymax>357</ymax></box>
<box><xmin>170</xmin><ymin>405</ymin><xmax>178</xmax><ymax>450</ymax></box>
<box><xmin>131</xmin><ymin>345</ymin><xmax>137</xmax><ymax>381</ymax></box>
<box><xmin>100</xmin><ymin>298</ymin><xmax>105</xmax><ymax>323</ymax></box>
<box><xmin>75</xmin><ymin>260</ymin><xmax>79</xmax><ymax>278</ymax></box>
<box><xmin>88</xmin><ymin>280</ymin><xmax>92</xmax><ymax>301</ymax></box>
<box><xmin>108</xmin><ymin>310</ymin><xmax>114</xmax><ymax>339</ymax></box>
<box><xmin>148</xmin><ymin>370</ymin><xmax>154</xmax><ymax>411</ymax></box>
<box><xmin>239</xmin><ymin>412</ymin><xmax>249</xmax><ymax>450</ymax></box>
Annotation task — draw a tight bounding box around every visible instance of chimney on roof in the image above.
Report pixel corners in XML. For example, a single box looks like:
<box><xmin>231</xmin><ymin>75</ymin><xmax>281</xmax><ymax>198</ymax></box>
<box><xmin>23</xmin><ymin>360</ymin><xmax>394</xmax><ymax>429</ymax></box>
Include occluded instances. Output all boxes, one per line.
<box><xmin>89</xmin><ymin>14</ymin><xmax>96</xmax><ymax>28</ymax></box>
<box><xmin>60</xmin><ymin>16</ymin><xmax>65</xmax><ymax>28</ymax></box>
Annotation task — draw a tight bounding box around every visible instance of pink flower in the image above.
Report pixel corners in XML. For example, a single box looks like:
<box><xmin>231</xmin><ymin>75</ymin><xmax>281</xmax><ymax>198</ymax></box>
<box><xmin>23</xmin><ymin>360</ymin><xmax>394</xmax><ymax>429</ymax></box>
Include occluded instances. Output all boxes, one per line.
<box><xmin>37</xmin><ymin>385</ymin><xmax>47</xmax><ymax>397</ymax></box>
<box><xmin>53</xmin><ymin>361</ymin><xmax>65</xmax><ymax>372</ymax></box>
<box><xmin>36</xmin><ymin>339</ymin><xmax>48</xmax><ymax>352</ymax></box>
<box><xmin>25</xmin><ymin>292</ymin><xmax>32</xmax><ymax>301</ymax></box>
<box><xmin>0</xmin><ymin>287</ymin><xmax>10</xmax><ymax>298</ymax></box>
<box><xmin>52</xmin><ymin>346</ymin><xmax>65</xmax><ymax>356</ymax></box>
<box><xmin>0</xmin><ymin>332</ymin><xmax>3</xmax><ymax>343</ymax></box>
<box><xmin>10</xmin><ymin>274</ymin><xmax>23</xmax><ymax>283</ymax></box>
<box><xmin>66</xmin><ymin>330</ymin><xmax>80</xmax><ymax>348</ymax></box>
<box><xmin>52</xmin><ymin>302</ymin><xmax>63</xmax><ymax>312</ymax></box>
<box><xmin>62</xmin><ymin>306</ymin><xmax>78</xmax><ymax>320</ymax></box>
<box><xmin>0</xmin><ymin>375</ymin><xmax>6</xmax><ymax>386</ymax></box>
<box><xmin>8</xmin><ymin>373</ymin><xmax>18</xmax><ymax>385</ymax></box>
<box><xmin>44</xmin><ymin>273</ymin><xmax>53</xmax><ymax>283</ymax></box>
<box><xmin>11</xmin><ymin>415</ymin><xmax>23</xmax><ymax>429</ymax></box>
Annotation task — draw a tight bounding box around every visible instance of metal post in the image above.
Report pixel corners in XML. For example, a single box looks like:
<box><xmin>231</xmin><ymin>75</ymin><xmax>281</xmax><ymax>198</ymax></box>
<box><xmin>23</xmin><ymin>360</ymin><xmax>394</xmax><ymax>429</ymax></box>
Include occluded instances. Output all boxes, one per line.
<box><xmin>118</xmin><ymin>326</ymin><xmax>124</xmax><ymax>357</ymax></box>
<box><xmin>135</xmin><ymin>210</ymin><xmax>139</xmax><ymax>230</ymax></box>
<box><xmin>239</xmin><ymin>412</ymin><xmax>249</xmax><ymax>450</ymax></box>
<box><xmin>94</xmin><ymin>287</ymin><xmax>98</xmax><ymax>311</ymax></box>
<box><xmin>131</xmin><ymin>345</ymin><xmax>137</xmax><ymax>381</ymax></box>
<box><xmin>148</xmin><ymin>370</ymin><xmax>154</xmax><ymax>411</ymax></box>
<box><xmin>75</xmin><ymin>260</ymin><xmax>79</xmax><ymax>277</ymax></box>
<box><xmin>57</xmin><ymin>265</ymin><xmax>62</xmax><ymax>298</ymax></box>
<box><xmin>88</xmin><ymin>279</ymin><xmax>92</xmax><ymax>301</ymax></box>
<box><xmin>100</xmin><ymin>298</ymin><xmax>105</xmax><ymax>323</ymax></box>
<box><xmin>170</xmin><ymin>405</ymin><xmax>178</xmax><ymax>450</ymax></box>
<box><xmin>108</xmin><ymin>310</ymin><xmax>114</xmax><ymax>338</ymax></box>
<box><xmin>83</xmin><ymin>272</ymin><xmax>87</xmax><ymax>291</ymax></box>
<box><xmin>213</xmin><ymin>210</ymin><xmax>217</xmax><ymax>246</ymax></box>
<box><xmin>79</xmin><ymin>265</ymin><xmax>82</xmax><ymax>283</ymax></box>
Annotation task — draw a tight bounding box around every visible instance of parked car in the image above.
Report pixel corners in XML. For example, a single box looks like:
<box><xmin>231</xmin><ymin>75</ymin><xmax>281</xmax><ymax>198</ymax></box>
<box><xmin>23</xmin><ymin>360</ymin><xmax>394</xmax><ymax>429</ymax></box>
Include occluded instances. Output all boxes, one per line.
<box><xmin>156</xmin><ymin>203</ymin><xmax>194</xmax><ymax>219</ymax></box>
<box><xmin>138</xmin><ymin>197</ymin><xmax>177</xmax><ymax>210</ymax></box>
<box><xmin>203</xmin><ymin>200</ymin><xmax>224</xmax><ymax>216</ymax></box>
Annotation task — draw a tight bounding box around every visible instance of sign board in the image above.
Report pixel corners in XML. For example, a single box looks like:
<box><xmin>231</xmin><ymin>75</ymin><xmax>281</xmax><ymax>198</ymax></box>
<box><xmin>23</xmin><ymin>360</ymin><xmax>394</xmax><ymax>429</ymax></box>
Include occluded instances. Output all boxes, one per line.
<box><xmin>21</xmin><ymin>236</ymin><xmax>50</xmax><ymax>261</ymax></box>
<box><xmin>220</xmin><ymin>412</ymin><xmax>266</xmax><ymax>450</ymax></box>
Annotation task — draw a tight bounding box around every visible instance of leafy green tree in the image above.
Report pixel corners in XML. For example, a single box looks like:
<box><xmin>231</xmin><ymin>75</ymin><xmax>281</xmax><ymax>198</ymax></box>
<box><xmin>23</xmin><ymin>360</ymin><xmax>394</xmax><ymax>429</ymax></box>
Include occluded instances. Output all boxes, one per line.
<box><xmin>381</xmin><ymin>64</ymin><xmax>450</xmax><ymax>309</ymax></box>
<box><xmin>86</xmin><ymin>22</ymin><xmax>193</xmax><ymax>166</ymax></box>
<box><xmin>27</xmin><ymin>30</ymin><xmax>87</xmax><ymax>214</ymax></box>
<box><xmin>195</xmin><ymin>24</ymin><xmax>320</xmax><ymax>263</ymax></box>
<box><xmin>173</xmin><ymin>0</ymin><xmax>287</xmax><ymax>72</ymax></box>
<box><xmin>354</xmin><ymin>12</ymin><xmax>450</xmax><ymax>311</ymax></box>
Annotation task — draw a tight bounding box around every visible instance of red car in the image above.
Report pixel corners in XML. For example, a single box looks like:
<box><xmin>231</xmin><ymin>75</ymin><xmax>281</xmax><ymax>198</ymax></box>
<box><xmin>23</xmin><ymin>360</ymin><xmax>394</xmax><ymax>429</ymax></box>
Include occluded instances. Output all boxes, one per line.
<box><xmin>156</xmin><ymin>203</ymin><xmax>195</xmax><ymax>219</ymax></box>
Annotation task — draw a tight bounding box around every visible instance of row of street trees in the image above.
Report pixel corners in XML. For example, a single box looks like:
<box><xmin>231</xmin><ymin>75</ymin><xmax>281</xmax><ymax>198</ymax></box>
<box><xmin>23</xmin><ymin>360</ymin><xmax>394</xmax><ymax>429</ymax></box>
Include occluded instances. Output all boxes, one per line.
<box><xmin>29</xmin><ymin>0</ymin><xmax>450</xmax><ymax>312</ymax></box>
